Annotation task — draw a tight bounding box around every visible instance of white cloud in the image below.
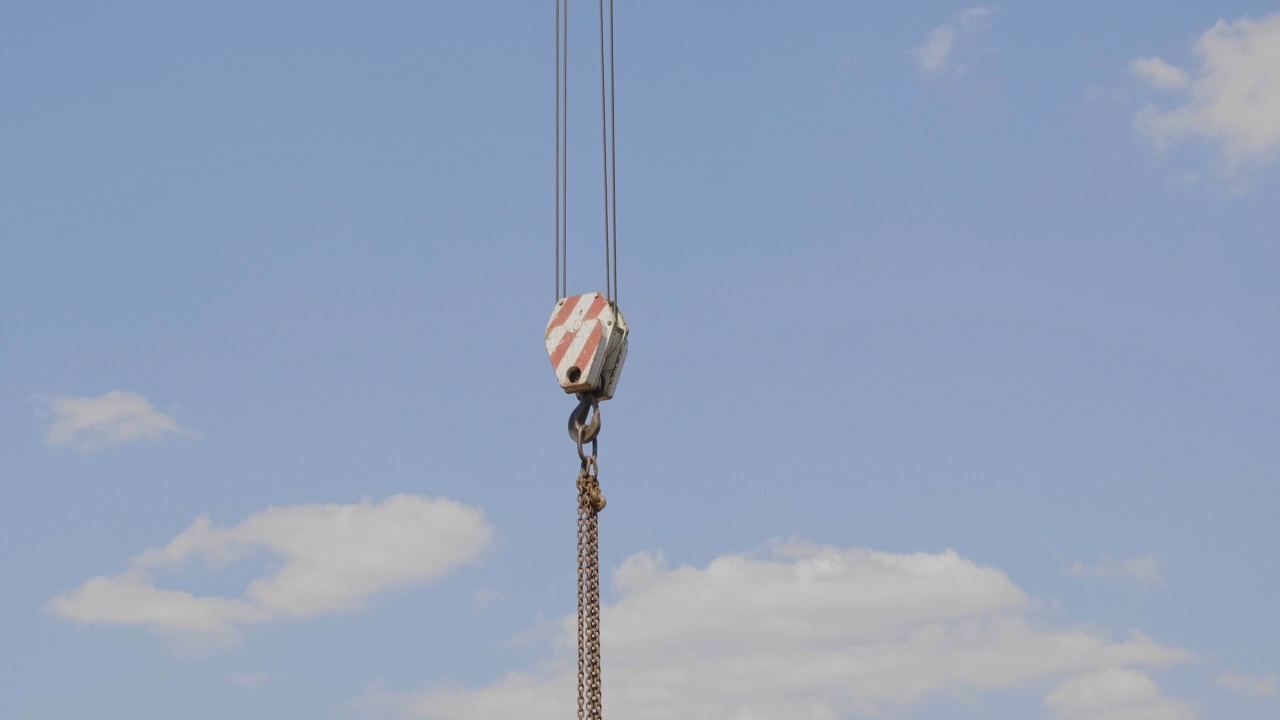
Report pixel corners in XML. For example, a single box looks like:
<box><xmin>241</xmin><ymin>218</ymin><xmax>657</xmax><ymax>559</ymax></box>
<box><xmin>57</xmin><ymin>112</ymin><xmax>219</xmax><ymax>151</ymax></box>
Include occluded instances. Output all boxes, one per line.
<box><xmin>1217</xmin><ymin>670</ymin><xmax>1279</xmax><ymax>697</ymax></box>
<box><xmin>913</xmin><ymin>7</ymin><xmax>994</xmax><ymax>75</ymax></box>
<box><xmin>1129</xmin><ymin>57</ymin><xmax>1189</xmax><ymax>90</ymax></box>
<box><xmin>1064</xmin><ymin>553</ymin><xmax>1166</xmax><ymax>588</ymax></box>
<box><xmin>1046</xmin><ymin>668</ymin><xmax>1196</xmax><ymax>720</ymax></box>
<box><xmin>381</xmin><ymin>542</ymin><xmax>1192</xmax><ymax>719</ymax></box>
<box><xmin>49</xmin><ymin>570</ymin><xmax>264</xmax><ymax>634</ymax></box>
<box><xmin>1133</xmin><ymin>13</ymin><xmax>1280</xmax><ymax>170</ymax></box>
<box><xmin>44</xmin><ymin>391</ymin><xmax>195</xmax><ymax>451</ymax></box>
<box><xmin>47</xmin><ymin>495</ymin><xmax>493</xmax><ymax>638</ymax></box>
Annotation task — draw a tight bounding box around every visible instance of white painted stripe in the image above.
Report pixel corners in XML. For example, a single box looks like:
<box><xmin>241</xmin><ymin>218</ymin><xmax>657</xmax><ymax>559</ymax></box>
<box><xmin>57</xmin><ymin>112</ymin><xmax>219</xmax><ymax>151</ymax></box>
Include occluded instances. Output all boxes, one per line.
<box><xmin>548</xmin><ymin>293</ymin><xmax>602</xmax><ymax>367</ymax></box>
<box><xmin>545</xmin><ymin>325</ymin><xmax>568</xmax><ymax>356</ymax></box>
<box><xmin>556</xmin><ymin>318</ymin><xmax>601</xmax><ymax>379</ymax></box>
<box><xmin>568</xmin><ymin>292</ymin><xmax>598</xmax><ymax>325</ymax></box>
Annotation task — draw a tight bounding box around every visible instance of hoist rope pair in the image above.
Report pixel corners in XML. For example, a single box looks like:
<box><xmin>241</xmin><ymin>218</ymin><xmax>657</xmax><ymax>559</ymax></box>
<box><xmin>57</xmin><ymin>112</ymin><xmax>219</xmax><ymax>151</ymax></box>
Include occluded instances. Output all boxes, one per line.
<box><xmin>555</xmin><ymin>3</ymin><xmax>621</xmax><ymax>719</ymax></box>
<box><xmin>555</xmin><ymin>0</ymin><xmax>620</xmax><ymax>306</ymax></box>
<box><xmin>598</xmin><ymin>0</ymin><xmax>620</xmax><ymax>306</ymax></box>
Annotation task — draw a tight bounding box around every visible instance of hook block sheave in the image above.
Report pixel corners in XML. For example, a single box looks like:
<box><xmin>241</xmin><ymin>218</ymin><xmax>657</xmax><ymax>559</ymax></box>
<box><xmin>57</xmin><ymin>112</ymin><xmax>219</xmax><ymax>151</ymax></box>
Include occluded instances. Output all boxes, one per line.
<box><xmin>546</xmin><ymin>292</ymin><xmax>629</xmax><ymax>400</ymax></box>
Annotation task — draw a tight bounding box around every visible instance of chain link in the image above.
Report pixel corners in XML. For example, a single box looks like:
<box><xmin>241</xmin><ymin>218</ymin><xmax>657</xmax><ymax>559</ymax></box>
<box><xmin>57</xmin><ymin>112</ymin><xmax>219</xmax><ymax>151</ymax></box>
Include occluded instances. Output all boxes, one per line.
<box><xmin>576</xmin><ymin>442</ymin><xmax>605</xmax><ymax>720</ymax></box>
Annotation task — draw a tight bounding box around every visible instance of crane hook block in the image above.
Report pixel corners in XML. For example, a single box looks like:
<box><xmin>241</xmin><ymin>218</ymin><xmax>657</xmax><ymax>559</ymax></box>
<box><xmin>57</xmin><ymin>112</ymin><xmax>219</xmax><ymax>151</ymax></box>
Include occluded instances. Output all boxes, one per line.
<box><xmin>545</xmin><ymin>292</ymin><xmax>629</xmax><ymax>400</ymax></box>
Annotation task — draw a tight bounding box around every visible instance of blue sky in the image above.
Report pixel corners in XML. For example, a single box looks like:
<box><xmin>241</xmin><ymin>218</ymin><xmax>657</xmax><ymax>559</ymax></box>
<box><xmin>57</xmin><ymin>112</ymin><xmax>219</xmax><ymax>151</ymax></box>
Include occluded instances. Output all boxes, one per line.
<box><xmin>2</xmin><ymin>2</ymin><xmax>1278</xmax><ymax>718</ymax></box>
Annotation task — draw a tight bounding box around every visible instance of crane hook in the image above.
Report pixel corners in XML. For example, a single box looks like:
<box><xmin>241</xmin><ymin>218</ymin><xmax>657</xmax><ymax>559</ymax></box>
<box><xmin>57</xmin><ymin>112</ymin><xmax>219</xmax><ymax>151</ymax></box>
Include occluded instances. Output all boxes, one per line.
<box><xmin>568</xmin><ymin>393</ymin><xmax>602</xmax><ymax>445</ymax></box>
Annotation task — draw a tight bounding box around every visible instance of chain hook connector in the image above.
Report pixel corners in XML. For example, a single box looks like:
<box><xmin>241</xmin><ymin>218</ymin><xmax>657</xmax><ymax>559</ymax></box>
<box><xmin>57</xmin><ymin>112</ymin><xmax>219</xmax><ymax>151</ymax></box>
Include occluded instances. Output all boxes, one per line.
<box><xmin>578</xmin><ymin>436</ymin><xmax>599</xmax><ymax>468</ymax></box>
<box><xmin>577</xmin><ymin>465</ymin><xmax>606</xmax><ymax>512</ymax></box>
<box><xmin>568</xmin><ymin>393</ymin><xmax>602</xmax><ymax>445</ymax></box>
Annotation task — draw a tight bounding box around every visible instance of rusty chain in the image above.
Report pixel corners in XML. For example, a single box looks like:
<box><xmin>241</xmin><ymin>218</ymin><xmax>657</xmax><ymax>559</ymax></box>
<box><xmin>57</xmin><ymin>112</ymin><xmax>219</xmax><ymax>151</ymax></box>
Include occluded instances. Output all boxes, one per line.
<box><xmin>574</xmin><ymin>401</ymin><xmax>605</xmax><ymax>720</ymax></box>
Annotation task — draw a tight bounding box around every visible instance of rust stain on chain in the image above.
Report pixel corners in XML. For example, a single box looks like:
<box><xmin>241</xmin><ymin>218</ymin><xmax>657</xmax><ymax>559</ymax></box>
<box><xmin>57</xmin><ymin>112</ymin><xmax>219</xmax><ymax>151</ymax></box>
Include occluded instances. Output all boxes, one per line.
<box><xmin>577</xmin><ymin>465</ymin><xmax>605</xmax><ymax>720</ymax></box>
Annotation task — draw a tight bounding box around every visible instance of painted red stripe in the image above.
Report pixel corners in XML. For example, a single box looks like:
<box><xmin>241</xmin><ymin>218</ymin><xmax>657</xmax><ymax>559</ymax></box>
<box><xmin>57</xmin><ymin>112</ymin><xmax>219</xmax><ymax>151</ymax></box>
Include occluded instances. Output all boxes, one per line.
<box><xmin>546</xmin><ymin>296</ymin><xmax>589</xmax><ymax>369</ymax></box>
<box><xmin>582</xmin><ymin>293</ymin><xmax>608</xmax><ymax>322</ymax></box>
<box><xmin>568</xmin><ymin>322</ymin><xmax>605</xmax><ymax>381</ymax></box>
<box><xmin>564</xmin><ymin>296</ymin><xmax>610</xmax><ymax>374</ymax></box>
<box><xmin>545</xmin><ymin>297</ymin><xmax>581</xmax><ymax>341</ymax></box>
<box><xmin>547</xmin><ymin>330</ymin><xmax>575</xmax><ymax>372</ymax></box>
<box><xmin>548</xmin><ymin>294</ymin><xmax>608</xmax><ymax>370</ymax></box>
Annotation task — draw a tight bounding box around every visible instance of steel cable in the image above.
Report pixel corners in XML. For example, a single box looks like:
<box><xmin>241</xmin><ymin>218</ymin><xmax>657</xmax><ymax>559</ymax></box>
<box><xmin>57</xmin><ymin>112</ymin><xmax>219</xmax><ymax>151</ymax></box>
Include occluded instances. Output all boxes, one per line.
<box><xmin>555</xmin><ymin>0</ymin><xmax>561</xmax><ymax>300</ymax></box>
<box><xmin>555</xmin><ymin>0</ymin><xmax>570</xmax><ymax>299</ymax></box>
<box><xmin>598</xmin><ymin>0</ymin><xmax>612</xmax><ymax>303</ymax></box>
<box><xmin>608</xmin><ymin>0</ymin><xmax>618</xmax><ymax>304</ymax></box>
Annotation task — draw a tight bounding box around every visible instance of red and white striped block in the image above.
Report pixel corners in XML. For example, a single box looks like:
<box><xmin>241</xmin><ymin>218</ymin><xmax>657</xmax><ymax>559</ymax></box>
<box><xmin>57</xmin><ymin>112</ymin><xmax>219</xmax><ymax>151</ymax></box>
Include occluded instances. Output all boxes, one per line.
<box><xmin>545</xmin><ymin>292</ymin><xmax>629</xmax><ymax>399</ymax></box>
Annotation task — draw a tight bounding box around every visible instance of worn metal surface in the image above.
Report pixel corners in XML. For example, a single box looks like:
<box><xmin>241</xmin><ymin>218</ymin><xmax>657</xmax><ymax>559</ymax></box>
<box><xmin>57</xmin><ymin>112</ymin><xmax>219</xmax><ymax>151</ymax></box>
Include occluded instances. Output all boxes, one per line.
<box><xmin>545</xmin><ymin>292</ymin><xmax>629</xmax><ymax>399</ymax></box>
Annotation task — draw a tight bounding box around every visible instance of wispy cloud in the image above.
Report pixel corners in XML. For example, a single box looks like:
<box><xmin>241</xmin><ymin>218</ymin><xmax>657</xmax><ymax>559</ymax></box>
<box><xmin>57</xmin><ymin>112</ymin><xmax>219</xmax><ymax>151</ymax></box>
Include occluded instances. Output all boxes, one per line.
<box><xmin>44</xmin><ymin>391</ymin><xmax>195</xmax><ymax>451</ymax></box>
<box><xmin>1129</xmin><ymin>56</ymin><xmax>1188</xmax><ymax>90</ymax></box>
<box><xmin>913</xmin><ymin>7</ymin><xmax>995</xmax><ymax>76</ymax></box>
<box><xmin>471</xmin><ymin>586</ymin><xmax>509</xmax><ymax>615</ymax></box>
<box><xmin>1046</xmin><ymin>668</ymin><xmax>1195</xmax><ymax>720</ymax></box>
<box><xmin>1217</xmin><ymin>670</ymin><xmax>1279</xmax><ymax>697</ymax></box>
<box><xmin>1064</xmin><ymin>553</ymin><xmax>1166</xmax><ymax>589</ymax></box>
<box><xmin>369</xmin><ymin>542</ymin><xmax>1193</xmax><ymax>719</ymax></box>
<box><xmin>47</xmin><ymin>495</ymin><xmax>493</xmax><ymax>641</ymax></box>
<box><xmin>229</xmin><ymin>671</ymin><xmax>267</xmax><ymax>688</ymax></box>
<box><xmin>1133</xmin><ymin>13</ymin><xmax>1280</xmax><ymax>175</ymax></box>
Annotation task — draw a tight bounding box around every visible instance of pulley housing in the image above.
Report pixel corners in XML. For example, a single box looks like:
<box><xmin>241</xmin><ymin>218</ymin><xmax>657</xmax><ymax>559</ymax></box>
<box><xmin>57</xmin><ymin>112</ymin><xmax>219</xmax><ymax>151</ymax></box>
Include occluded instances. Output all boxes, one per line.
<box><xmin>545</xmin><ymin>291</ymin><xmax>628</xmax><ymax>400</ymax></box>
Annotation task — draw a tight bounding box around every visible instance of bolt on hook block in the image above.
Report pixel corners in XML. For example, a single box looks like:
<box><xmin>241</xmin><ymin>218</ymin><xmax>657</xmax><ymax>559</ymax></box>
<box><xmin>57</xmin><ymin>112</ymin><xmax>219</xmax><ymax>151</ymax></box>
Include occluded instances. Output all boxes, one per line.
<box><xmin>545</xmin><ymin>292</ymin><xmax>629</xmax><ymax>400</ymax></box>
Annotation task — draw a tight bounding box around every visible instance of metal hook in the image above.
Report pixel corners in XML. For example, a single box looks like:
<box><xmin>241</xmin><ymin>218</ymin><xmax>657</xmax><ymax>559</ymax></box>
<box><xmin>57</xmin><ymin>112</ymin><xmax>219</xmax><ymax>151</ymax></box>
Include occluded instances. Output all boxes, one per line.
<box><xmin>568</xmin><ymin>394</ymin><xmax>602</xmax><ymax>444</ymax></box>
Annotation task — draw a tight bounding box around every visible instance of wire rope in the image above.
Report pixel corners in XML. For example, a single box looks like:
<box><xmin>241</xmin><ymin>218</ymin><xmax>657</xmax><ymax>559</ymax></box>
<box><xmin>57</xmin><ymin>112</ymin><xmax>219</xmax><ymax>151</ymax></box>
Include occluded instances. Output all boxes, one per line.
<box><xmin>608</xmin><ymin>0</ymin><xmax>618</xmax><ymax>304</ymax></box>
<box><xmin>555</xmin><ymin>0</ymin><xmax>570</xmax><ymax>299</ymax></box>
<box><xmin>597</xmin><ymin>0</ymin><xmax>612</xmax><ymax>303</ymax></box>
<box><xmin>558</xmin><ymin>0</ymin><xmax>620</xmax><ymax>306</ymax></box>
<box><xmin>555</xmin><ymin>0</ymin><xmax>562</xmax><ymax>300</ymax></box>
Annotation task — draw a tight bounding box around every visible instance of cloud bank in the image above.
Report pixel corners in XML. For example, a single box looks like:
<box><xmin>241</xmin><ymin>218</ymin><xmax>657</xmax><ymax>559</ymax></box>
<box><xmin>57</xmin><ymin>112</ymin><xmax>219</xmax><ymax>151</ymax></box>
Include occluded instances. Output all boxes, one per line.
<box><xmin>375</xmin><ymin>542</ymin><xmax>1193</xmax><ymax>719</ymax></box>
<box><xmin>44</xmin><ymin>391</ymin><xmax>195</xmax><ymax>451</ymax></box>
<box><xmin>48</xmin><ymin>495</ymin><xmax>493</xmax><ymax>637</ymax></box>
